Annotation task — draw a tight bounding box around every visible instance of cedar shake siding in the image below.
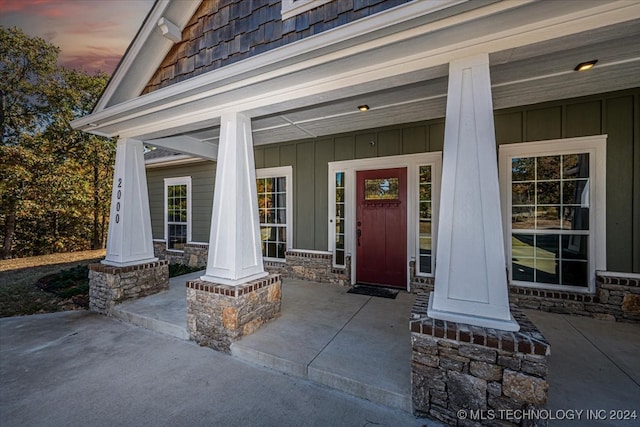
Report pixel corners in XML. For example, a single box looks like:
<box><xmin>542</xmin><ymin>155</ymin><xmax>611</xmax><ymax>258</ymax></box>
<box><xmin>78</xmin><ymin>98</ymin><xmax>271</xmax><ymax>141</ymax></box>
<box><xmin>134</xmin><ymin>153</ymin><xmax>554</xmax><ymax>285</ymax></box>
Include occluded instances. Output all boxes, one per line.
<box><xmin>143</xmin><ymin>0</ymin><xmax>413</xmax><ymax>94</ymax></box>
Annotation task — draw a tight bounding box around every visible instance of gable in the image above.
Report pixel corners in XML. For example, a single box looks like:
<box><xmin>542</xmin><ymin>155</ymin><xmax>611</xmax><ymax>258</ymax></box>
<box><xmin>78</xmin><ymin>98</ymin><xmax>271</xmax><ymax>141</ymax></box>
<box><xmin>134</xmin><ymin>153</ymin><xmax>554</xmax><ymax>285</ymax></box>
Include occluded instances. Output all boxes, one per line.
<box><xmin>142</xmin><ymin>0</ymin><xmax>414</xmax><ymax>95</ymax></box>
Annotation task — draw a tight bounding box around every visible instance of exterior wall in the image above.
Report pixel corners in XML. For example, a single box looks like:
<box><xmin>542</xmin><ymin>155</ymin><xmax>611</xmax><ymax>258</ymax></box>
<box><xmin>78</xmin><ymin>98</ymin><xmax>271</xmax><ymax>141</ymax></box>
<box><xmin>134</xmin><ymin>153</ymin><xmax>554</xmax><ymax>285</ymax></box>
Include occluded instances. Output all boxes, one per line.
<box><xmin>145</xmin><ymin>88</ymin><xmax>639</xmax><ymax>278</ymax></box>
<box><xmin>254</xmin><ymin>88</ymin><xmax>640</xmax><ymax>273</ymax></box>
<box><xmin>255</xmin><ymin>121</ymin><xmax>445</xmax><ymax>251</ymax></box>
<box><xmin>146</xmin><ymin>161</ymin><xmax>215</xmax><ymax>243</ymax></box>
<box><xmin>143</xmin><ymin>0</ymin><xmax>413</xmax><ymax>94</ymax></box>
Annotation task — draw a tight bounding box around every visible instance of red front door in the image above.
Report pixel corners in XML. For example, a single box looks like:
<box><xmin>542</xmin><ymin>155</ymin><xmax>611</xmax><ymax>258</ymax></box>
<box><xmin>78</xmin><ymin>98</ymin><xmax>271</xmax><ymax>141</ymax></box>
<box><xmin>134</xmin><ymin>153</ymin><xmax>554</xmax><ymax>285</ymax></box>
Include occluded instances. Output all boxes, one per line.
<box><xmin>356</xmin><ymin>168</ymin><xmax>407</xmax><ymax>288</ymax></box>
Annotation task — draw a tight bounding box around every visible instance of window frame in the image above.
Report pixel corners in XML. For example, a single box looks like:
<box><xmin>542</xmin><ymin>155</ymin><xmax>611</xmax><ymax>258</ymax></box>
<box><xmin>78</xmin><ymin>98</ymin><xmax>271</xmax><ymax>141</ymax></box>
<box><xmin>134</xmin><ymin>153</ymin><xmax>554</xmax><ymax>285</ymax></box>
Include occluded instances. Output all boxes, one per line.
<box><xmin>256</xmin><ymin>166</ymin><xmax>294</xmax><ymax>262</ymax></box>
<box><xmin>499</xmin><ymin>135</ymin><xmax>607</xmax><ymax>293</ymax></box>
<box><xmin>164</xmin><ymin>176</ymin><xmax>192</xmax><ymax>252</ymax></box>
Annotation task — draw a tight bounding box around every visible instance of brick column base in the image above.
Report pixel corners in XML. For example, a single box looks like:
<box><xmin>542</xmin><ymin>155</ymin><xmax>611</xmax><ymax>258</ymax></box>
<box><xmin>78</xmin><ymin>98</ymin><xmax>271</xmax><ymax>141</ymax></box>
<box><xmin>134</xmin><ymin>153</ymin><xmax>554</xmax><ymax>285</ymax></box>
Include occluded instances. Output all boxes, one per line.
<box><xmin>186</xmin><ymin>274</ymin><xmax>282</xmax><ymax>352</ymax></box>
<box><xmin>88</xmin><ymin>260</ymin><xmax>169</xmax><ymax>314</ymax></box>
<box><xmin>410</xmin><ymin>294</ymin><xmax>551</xmax><ymax>426</ymax></box>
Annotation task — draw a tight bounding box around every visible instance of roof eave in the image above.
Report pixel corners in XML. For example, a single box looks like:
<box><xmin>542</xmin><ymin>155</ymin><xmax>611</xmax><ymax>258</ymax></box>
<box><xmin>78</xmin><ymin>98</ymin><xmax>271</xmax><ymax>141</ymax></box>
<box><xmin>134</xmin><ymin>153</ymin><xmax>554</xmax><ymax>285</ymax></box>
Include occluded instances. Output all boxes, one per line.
<box><xmin>92</xmin><ymin>0</ymin><xmax>203</xmax><ymax>113</ymax></box>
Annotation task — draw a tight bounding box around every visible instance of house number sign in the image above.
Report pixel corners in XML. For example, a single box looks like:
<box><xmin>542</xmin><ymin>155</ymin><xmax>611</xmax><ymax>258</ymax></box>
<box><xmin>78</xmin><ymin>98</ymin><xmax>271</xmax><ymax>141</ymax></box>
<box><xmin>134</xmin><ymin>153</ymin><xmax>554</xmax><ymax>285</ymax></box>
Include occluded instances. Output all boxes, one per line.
<box><xmin>115</xmin><ymin>177</ymin><xmax>122</xmax><ymax>224</ymax></box>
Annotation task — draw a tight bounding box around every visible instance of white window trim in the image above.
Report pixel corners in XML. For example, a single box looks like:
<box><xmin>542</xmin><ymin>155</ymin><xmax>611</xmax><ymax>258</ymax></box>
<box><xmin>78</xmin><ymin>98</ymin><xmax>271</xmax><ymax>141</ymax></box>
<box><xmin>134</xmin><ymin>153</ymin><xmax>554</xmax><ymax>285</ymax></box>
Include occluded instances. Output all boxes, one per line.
<box><xmin>256</xmin><ymin>166</ymin><xmax>294</xmax><ymax>262</ymax></box>
<box><xmin>281</xmin><ymin>0</ymin><xmax>333</xmax><ymax>20</ymax></box>
<box><xmin>328</xmin><ymin>152</ymin><xmax>442</xmax><ymax>289</ymax></box>
<box><xmin>164</xmin><ymin>177</ymin><xmax>192</xmax><ymax>252</ymax></box>
<box><xmin>499</xmin><ymin>135</ymin><xmax>607</xmax><ymax>293</ymax></box>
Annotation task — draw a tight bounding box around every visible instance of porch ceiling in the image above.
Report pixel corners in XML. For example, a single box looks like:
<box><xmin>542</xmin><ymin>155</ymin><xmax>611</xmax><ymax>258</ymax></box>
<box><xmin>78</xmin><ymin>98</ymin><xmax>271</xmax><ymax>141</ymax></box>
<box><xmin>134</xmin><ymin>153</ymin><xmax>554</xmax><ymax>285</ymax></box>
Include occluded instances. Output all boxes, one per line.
<box><xmin>184</xmin><ymin>19</ymin><xmax>640</xmax><ymax>148</ymax></box>
<box><xmin>74</xmin><ymin>0</ymin><xmax>640</xmax><ymax>152</ymax></box>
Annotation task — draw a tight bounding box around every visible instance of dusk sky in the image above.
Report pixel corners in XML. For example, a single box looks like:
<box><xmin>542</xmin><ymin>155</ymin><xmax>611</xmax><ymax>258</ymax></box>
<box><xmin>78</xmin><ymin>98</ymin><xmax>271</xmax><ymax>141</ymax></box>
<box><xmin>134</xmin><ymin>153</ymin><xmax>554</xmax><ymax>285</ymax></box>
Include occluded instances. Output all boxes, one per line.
<box><xmin>0</xmin><ymin>0</ymin><xmax>155</xmax><ymax>75</ymax></box>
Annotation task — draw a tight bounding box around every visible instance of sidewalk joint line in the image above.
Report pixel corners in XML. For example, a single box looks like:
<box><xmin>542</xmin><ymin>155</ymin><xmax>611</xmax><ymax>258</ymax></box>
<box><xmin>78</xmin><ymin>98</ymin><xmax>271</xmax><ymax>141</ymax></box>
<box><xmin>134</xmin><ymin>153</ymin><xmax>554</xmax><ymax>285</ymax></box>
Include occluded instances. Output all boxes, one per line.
<box><xmin>565</xmin><ymin>317</ymin><xmax>640</xmax><ymax>388</ymax></box>
<box><xmin>307</xmin><ymin>295</ymin><xmax>373</xmax><ymax>367</ymax></box>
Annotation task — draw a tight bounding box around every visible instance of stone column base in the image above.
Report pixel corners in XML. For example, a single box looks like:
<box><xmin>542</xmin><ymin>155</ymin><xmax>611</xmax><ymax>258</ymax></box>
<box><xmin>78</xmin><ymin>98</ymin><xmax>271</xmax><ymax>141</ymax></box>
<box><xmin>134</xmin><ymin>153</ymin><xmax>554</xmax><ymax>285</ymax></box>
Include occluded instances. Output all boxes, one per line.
<box><xmin>88</xmin><ymin>260</ymin><xmax>169</xmax><ymax>314</ymax></box>
<box><xmin>410</xmin><ymin>294</ymin><xmax>551</xmax><ymax>426</ymax></box>
<box><xmin>186</xmin><ymin>274</ymin><xmax>282</xmax><ymax>352</ymax></box>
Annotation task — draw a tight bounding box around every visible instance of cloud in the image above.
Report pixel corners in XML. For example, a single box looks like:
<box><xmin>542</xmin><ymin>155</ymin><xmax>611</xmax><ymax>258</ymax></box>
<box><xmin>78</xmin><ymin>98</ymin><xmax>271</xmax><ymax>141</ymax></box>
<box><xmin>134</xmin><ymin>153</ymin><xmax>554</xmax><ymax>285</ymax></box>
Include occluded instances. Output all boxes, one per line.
<box><xmin>68</xmin><ymin>19</ymin><xmax>119</xmax><ymax>35</ymax></box>
<box><xmin>61</xmin><ymin>52</ymin><xmax>121</xmax><ymax>75</ymax></box>
<box><xmin>0</xmin><ymin>0</ymin><xmax>65</xmax><ymax>16</ymax></box>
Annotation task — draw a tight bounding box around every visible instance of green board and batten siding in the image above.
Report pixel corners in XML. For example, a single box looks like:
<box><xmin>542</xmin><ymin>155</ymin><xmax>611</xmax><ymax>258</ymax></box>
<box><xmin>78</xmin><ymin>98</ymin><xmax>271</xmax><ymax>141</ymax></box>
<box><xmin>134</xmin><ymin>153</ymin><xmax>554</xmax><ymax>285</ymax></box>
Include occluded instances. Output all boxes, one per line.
<box><xmin>146</xmin><ymin>162</ymin><xmax>215</xmax><ymax>243</ymax></box>
<box><xmin>148</xmin><ymin>89</ymin><xmax>640</xmax><ymax>273</ymax></box>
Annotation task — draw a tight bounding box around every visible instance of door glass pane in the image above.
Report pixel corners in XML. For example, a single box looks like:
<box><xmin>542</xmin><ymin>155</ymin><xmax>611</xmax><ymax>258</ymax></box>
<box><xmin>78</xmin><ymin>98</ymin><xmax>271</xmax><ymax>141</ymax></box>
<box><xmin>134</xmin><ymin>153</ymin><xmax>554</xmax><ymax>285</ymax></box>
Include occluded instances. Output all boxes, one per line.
<box><xmin>334</xmin><ymin>172</ymin><xmax>345</xmax><ymax>266</ymax></box>
<box><xmin>364</xmin><ymin>178</ymin><xmax>399</xmax><ymax>200</ymax></box>
<box><xmin>418</xmin><ymin>165</ymin><xmax>432</xmax><ymax>274</ymax></box>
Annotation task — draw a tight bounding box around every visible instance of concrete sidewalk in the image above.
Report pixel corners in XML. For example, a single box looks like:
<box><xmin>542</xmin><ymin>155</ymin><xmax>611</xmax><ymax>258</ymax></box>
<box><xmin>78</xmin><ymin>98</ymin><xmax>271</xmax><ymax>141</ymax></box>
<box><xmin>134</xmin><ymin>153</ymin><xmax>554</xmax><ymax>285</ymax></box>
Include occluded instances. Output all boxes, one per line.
<box><xmin>0</xmin><ymin>311</ymin><xmax>426</xmax><ymax>427</ymax></box>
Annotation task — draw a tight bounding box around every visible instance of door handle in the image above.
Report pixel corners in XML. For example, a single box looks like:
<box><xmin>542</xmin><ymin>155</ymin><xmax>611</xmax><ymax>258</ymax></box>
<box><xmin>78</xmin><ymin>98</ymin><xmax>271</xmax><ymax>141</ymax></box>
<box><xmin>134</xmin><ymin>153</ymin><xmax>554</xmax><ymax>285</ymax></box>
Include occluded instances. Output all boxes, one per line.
<box><xmin>357</xmin><ymin>229</ymin><xmax>362</xmax><ymax>246</ymax></box>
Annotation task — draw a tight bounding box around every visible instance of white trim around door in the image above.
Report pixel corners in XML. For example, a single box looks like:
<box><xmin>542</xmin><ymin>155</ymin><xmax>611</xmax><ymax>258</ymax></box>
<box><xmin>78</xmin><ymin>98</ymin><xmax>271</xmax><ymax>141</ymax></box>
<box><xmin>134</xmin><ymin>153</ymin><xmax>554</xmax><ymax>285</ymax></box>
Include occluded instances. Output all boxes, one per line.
<box><xmin>328</xmin><ymin>152</ymin><xmax>442</xmax><ymax>291</ymax></box>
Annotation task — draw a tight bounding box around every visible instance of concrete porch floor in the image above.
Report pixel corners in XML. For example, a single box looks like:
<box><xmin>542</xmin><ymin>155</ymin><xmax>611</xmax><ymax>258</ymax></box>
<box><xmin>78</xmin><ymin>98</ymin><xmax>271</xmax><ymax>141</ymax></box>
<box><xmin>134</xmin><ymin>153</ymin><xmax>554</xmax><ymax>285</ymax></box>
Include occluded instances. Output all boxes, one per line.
<box><xmin>112</xmin><ymin>272</ymin><xmax>640</xmax><ymax>422</ymax></box>
<box><xmin>113</xmin><ymin>272</ymin><xmax>415</xmax><ymax>412</ymax></box>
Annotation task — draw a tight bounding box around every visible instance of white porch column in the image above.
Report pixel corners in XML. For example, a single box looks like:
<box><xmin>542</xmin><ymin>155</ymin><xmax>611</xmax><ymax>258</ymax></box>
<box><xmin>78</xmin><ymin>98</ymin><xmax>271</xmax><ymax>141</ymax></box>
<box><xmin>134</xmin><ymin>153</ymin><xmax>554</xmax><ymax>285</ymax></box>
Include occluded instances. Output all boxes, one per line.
<box><xmin>103</xmin><ymin>138</ymin><xmax>157</xmax><ymax>267</ymax></box>
<box><xmin>428</xmin><ymin>53</ymin><xmax>519</xmax><ymax>332</ymax></box>
<box><xmin>200</xmin><ymin>112</ymin><xmax>267</xmax><ymax>286</ymax></box>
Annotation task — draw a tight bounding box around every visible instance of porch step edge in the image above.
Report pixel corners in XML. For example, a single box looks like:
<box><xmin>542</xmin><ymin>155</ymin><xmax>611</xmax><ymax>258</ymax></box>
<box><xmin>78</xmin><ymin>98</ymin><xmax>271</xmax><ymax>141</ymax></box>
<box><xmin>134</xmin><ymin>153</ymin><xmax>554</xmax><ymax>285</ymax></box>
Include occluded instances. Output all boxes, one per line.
<box><xmin>230</xmin><ymin>343</ymin><xmax>309</xmax><ymax>378</ymax></box>
<box><xmin>110</xmin><ymin>307</ymin><xmax>189</xmax><ymax>340</ymax></box>
<box><xmin>307</xmin><ymin>364</ymin><xmax>412</xmax><ymax>413</ymax></box>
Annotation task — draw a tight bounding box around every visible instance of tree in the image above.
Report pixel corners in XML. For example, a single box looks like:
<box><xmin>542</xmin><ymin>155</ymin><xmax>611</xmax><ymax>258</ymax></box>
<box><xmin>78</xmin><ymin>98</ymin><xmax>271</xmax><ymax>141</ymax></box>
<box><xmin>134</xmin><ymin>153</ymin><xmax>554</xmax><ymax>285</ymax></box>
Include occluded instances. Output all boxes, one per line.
<box><xmin>0</xmin><ymin>27</ymin><xmax>59</xmax><ymax>258</ymax></box>
<box><xmin>44</xmin><ymin>68</ymin><xmax>114</xmax><ymax>250</ymax></box>
<box><xmin>0</xmin><ymin>26</ymin><xmax>115</xmax><ymax>258</ymax></box>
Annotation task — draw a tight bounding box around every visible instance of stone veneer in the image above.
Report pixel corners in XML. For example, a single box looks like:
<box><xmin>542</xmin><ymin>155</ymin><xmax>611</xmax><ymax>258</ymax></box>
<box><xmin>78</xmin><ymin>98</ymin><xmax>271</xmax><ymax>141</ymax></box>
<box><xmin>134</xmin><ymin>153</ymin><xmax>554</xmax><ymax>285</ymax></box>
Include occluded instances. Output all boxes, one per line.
<box><xmin>411</xmin><ymin>293</ymin><xmax>550</xmax><ymax>427</ymax></box>
<box><xmin>88</xmin><ymin>260</ymin><xmax>169</xmax><ymax>314</ymax></box>
<box><xmin>408</xmin><ymin>261</ymin><xmax>640</xmax><ymax>324</ymax></box>
<box><xmin>154</xmin><ymin>242</ymin><xmax>351</xmax><ymax>285</ymax></box>
<box><xmin>510</xmin><ymin>273</ymin><xmax>640</xmax><ymax>323</ymax></box>
<box><xmin>409</xmin><ymin>259</ymin><xmax>435</xmax><ymax>293</ymax></box>
<box><xmin>153</xmin><ymin>241</ymin><xmax>209</xmax><ymax>267</ymax></box>
<box><xmin>281</xmin><ymin>250</ymin><xmax>350</xmax><ymax>285</ymax></box>
<box><xmin>186</xmin><ymin>274</ymin><xmax>282</xmax><ymax>352</ymax></box>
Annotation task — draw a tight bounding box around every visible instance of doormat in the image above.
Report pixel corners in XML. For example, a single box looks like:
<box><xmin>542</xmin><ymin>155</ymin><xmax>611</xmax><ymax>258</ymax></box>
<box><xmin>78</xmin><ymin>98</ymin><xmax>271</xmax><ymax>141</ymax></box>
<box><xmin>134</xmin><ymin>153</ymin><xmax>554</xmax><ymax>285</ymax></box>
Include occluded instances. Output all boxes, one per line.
<box><xmin>347</xmin><ymin>284</ymin><xmax>398</xmax><ymax>299</ymax></box>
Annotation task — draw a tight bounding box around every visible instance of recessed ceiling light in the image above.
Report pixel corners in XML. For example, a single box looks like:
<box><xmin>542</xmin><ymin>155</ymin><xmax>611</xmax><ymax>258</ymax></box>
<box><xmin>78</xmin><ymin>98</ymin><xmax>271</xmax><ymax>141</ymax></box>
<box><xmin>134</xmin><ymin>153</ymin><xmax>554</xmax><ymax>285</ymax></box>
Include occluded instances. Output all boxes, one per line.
<box><xmin>358</xmin><ymin>105</ymin><xmax>370</xmax><ymax>112</ymax></box>
<box><xmin>574</xmin><ymin>60</ymin><xmax>598</xmax><ymax>72</ymax></box>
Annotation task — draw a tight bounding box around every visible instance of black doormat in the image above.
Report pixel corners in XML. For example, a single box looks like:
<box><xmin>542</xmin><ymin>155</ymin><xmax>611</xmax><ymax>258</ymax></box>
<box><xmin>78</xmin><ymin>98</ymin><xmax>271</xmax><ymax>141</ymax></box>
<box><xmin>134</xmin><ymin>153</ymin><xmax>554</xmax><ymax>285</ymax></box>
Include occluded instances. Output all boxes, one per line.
<box><xmin>347</xmin><ymin>284</ymin><xmax>399</xmax><ymax>299</ymax></box>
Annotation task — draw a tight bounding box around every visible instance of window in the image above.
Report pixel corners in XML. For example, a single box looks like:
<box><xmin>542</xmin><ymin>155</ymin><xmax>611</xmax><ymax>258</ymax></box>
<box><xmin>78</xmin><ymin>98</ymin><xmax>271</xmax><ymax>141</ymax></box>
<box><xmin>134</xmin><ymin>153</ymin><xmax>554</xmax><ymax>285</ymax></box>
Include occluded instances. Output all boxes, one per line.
<box><xmin>164</xmin><ymin>177</ymin><xmax>191</xmax><ymax>251</ymax></box>
<box><xmin>418</xmin><ymin>165</ymin><xmax>434</xmax><ymax>274</ymax></box>
<box><xmin>281</xmin><ymin>0</ymin><xmax>333</xmax><ymax>20</ymax></box>
<box><xmin>256</xmin><ymin>167</ymin><xmax>293</xmax><ymax>261</ymax></box>
<box><xmin>334</xmin><ymin>171</ymin><xmax>346</xmax><ymax>266</ymax></box>
<box><xmin>499</xmin><ymin>136</ymin><xmax>606</xmax><ymax>291</ymax></box>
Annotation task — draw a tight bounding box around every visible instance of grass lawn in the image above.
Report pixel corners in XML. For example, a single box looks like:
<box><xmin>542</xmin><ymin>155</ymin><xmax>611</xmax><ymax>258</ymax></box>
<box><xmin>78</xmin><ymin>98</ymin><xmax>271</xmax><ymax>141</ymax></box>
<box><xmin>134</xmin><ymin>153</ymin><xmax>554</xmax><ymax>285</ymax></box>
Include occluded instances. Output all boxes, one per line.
<box><xmin>0</xmin><ymin>250</ymin><xmax>105</xmax><ymax>317</ymax></box>
<box><xmin>0</xmin><ymin>251</ymin><xmax>201</xmax><ymax>317</ymax></box>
